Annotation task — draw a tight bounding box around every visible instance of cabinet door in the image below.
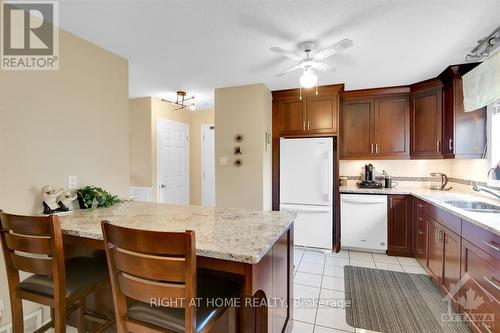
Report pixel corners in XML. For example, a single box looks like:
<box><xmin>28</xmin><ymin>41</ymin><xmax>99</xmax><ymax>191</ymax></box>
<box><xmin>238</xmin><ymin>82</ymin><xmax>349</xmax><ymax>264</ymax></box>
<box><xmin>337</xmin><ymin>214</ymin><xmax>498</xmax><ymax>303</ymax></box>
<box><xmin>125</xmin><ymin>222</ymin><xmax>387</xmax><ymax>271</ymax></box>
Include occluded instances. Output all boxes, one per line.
<box><xmin>414</xmin><ymin>200</ymin><xmax>427</xmax><ymax>264</ymax></box>
<box><xmin>427</xmin><ymin>218</ymin><xmax>444</xmax><ymax>283</ymax></box>
<box><xmin>461</xmin><ymin>240</ymin><xmax>500</xmax><ymax>333</ymax></box>
<box><xmin>341</xmin><ymin>99</ymin><xmax>374</xmax><ymax>158</ymax></box>
<box><xmin>373</xmin><ymin>97</ymin><xmax>410</xmax><ymax>158</ymax></box>
<box><xmin>441</xmin><ymin>82</ymin><xmax>455</xmax><ymax>158</ymax></box>
<box><xmin>443</xmin><ymin>230</ymin><xmax>461</xmax><ymax>309</ymax></box>
<box><xmin>411</xmin><ymin>88</ymin><xmax>442</xmax><ymax>158</ymax></box>
<box><xmin>279</xmin><ymin>98</ymin><xmax>306</xmax><ymax>134</ymax></box>
<box><xmin>388</xmin><ymin>195</ymin><xmax>413</xmax><ymax>256</ymax></box>
<box><xmin>306</xmin><ymin>95</ymin><xmax>338</xmax><ymax>134</ymax></box>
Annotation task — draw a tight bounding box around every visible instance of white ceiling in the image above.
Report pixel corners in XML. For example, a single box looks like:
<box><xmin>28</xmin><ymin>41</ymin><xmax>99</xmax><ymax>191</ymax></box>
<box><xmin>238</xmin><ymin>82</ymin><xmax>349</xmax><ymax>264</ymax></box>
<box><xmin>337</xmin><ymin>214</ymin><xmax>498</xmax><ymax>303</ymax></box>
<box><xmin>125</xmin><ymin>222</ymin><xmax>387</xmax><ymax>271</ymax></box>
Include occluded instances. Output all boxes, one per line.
<box><xmin>57</xmin><ymin>0</ymin><xmax>499</xmax><ymax>107</ymax></box>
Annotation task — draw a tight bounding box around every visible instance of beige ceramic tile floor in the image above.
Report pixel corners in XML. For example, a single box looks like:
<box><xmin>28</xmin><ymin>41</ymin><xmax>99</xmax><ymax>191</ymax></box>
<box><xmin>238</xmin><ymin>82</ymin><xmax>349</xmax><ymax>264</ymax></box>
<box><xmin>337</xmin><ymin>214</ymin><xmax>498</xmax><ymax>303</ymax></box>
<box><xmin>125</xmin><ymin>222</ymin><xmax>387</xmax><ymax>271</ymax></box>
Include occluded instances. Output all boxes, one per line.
<box><xmin>291</xmin><ymin>246</ymin><xmax>427</xmax><ymax>333</ymax></box>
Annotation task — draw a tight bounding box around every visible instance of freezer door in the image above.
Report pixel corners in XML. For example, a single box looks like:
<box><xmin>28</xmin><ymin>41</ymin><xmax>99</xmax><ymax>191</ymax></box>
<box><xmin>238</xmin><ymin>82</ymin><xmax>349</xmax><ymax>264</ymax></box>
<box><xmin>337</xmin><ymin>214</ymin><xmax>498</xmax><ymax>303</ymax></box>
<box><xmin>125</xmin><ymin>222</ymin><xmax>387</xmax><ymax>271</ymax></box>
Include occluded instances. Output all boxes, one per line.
<box><xmin>280</xmin><ymin>138</ymin><xmax>333</xmax><ymax>205</ymax></box>
<box><xmin>281</xmin><ymin>204</ymin><xmax>333</xmax><ymax>250</ymax></box>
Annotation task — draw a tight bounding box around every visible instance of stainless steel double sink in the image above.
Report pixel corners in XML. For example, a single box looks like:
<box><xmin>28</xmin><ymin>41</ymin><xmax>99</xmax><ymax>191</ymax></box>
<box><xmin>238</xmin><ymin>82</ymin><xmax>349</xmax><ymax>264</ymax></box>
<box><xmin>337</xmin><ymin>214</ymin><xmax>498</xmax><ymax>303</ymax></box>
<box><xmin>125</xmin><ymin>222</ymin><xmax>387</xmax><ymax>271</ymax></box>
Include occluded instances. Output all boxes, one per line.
<box><xmin>444</xmin><ymin>200</ymin><xmax>500</xmax><ymax>214</ymax></box>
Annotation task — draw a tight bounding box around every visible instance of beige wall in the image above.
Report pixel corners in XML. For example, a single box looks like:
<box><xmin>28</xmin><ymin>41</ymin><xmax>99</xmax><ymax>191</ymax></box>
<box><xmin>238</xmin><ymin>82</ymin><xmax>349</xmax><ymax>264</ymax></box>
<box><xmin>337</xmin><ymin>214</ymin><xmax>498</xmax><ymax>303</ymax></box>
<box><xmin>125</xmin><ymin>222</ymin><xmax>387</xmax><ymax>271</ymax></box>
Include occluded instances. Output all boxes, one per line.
<box><xmin>129</xmin><ymin>98</ymin><xmax>214</xmax><ymax>203</ymax></box>
<box><xmin>190</xmin><ymin>109</ymin><xmax>215</xmax><ymax>205</ymax></box>
<box><xmin>214</xmin><ymin>84</ymin><xmax>272</xmax><ymax>210</ymax></box>
<box><xmin>0</xmin><ymin>28</ymin><xmax>129</xmax><ymax>326</ymax></box>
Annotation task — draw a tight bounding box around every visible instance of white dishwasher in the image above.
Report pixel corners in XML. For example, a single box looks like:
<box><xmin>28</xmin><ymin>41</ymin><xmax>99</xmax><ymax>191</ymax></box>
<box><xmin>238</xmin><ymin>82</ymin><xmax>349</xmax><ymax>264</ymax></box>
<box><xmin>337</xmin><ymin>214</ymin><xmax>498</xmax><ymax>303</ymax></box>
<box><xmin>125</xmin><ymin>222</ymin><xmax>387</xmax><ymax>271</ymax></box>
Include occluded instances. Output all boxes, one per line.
<box><xmin>340</xmin><ymin>194</ymin><xmax>388</xmax><ymax>252</ymax></box>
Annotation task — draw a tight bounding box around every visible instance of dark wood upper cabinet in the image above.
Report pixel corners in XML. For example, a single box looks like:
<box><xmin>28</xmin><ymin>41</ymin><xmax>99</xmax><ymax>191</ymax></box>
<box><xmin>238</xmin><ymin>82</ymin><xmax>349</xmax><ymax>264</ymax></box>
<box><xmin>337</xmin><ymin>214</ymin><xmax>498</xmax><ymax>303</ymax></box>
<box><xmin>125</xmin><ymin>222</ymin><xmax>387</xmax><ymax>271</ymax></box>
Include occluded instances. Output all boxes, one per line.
<box><xmin>374</xmin><ymin>97</ymin><xmax>410</xmax><ymax>157</ymax></box>
<box><xmin>341</xmin><ymin>99</ymin><xmax>373</xmax><ymax>157</ymax></box>
<box><xmin>307</xmin><ymin>95</ymin><xmax>338</xmax><ymax>134</ymax></box>
<box><xmin>340</xmin><ymin>87</ymin><xmax>410</xmax><ymax>159</ymax></box>
<box><xmin>273</xmin><ymin>85</ymin><xmax>341</xmax><ymax>136</ymax></box>
<box><xmin>388</xmin><ymin>195</ymin><xmax>413</xmax><ymax>257</ymax></box>
<box><xmin>411</xmin><ymin>81</ymin><xmax>443</xmax><ymax>159</ymax></box>
<box><xmin>439</xmin><ymin>64</ymin><xmax>486</xmax><ymax>159</ymax></box>
<box><xmin>278</xmin><ymin>97</ymin><xmax>306</xmax><ymax>134</ymax></box>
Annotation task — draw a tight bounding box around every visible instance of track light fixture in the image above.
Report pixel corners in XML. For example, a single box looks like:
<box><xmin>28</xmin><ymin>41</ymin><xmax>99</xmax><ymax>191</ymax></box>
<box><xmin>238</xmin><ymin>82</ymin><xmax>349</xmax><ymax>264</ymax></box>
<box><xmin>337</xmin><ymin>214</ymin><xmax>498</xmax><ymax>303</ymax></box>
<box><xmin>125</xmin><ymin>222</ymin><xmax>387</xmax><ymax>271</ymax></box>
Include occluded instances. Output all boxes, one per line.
<box><xmin>466</xmin><ymin>26</ymin><xmax>500</xmax><ymax>61</ymax></box>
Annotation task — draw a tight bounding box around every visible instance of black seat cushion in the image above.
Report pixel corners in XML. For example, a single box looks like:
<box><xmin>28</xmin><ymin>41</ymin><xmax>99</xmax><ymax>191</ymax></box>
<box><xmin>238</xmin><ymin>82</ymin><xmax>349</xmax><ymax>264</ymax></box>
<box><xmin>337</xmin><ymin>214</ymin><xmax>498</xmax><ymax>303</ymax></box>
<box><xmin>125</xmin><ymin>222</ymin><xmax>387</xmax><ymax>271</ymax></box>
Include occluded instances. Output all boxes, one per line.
<box><xmin>127</xmin><ymin>274</ymin><xmax>241</xmax><ymax>333</ymax></box>
<box><xmin>19</xmin><ymin>256</ymin><xmax>109</xmax><ymax>298</ymax></box>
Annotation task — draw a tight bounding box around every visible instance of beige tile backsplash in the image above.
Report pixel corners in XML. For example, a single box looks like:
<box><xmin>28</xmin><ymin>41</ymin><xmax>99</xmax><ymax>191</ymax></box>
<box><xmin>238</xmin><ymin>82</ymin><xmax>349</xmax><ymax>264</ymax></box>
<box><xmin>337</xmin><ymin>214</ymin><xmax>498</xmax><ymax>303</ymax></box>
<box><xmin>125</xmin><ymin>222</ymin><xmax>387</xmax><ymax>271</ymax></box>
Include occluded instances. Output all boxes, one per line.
<box><xmin>340</xmin><ymin>159</ymin><xmax>492</xmax><ymax>189</ymax></box>
<box><xmin>339</xmin><ymin>160</ymin><xmax>452</xmax><ymax>178</ymax></box>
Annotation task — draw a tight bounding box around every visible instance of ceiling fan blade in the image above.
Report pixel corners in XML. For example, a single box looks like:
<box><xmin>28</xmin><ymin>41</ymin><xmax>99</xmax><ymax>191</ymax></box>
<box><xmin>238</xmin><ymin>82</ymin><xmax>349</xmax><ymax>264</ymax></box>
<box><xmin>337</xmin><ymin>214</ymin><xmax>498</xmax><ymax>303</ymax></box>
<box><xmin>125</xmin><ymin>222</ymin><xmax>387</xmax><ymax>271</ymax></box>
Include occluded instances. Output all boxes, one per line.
<box><xmin>276</xmin><ymin>65</ymin><xmax>302</xmax><ymax>77</ymax></box>
<box><xmin>312</xmin><ymin>62</ymin><xmax>337</xmax><ymax>72</ymax></box>
<box><xmin>270</xmin><ymin>47</ymin><xmax>303</xmax><ymax>61</ymax></box>
<box><xmin>313</xmin><ymin>39</ymin><xmax>354</xmax><ymax>60</ymax></box>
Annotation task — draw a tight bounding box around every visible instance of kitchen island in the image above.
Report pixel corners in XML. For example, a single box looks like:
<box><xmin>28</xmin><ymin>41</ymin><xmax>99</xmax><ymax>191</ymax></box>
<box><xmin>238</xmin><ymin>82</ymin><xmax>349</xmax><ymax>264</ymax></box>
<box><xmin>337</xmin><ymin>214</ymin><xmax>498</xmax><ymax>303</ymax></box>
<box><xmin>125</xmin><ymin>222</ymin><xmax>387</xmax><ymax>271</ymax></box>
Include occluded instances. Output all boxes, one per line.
<box><xmin>59</xmin><ymin>201</ymin><xmax>296</xmax><ymax>333</ymax></box>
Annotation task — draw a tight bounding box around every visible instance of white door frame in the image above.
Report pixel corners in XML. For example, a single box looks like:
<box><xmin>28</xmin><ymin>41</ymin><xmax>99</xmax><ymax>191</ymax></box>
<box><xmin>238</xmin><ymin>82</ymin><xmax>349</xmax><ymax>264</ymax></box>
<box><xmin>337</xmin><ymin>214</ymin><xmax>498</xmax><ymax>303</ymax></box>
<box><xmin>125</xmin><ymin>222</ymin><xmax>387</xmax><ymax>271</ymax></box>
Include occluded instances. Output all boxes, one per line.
<box><xmin>201</xmin><ymin>124</ymin><xmax>215</xmax><ymax>207</ymax></box>
<box><xmin>156</xmin><ymin>118</ymin><xmax>190</xmax><ymax>205</ymax></box>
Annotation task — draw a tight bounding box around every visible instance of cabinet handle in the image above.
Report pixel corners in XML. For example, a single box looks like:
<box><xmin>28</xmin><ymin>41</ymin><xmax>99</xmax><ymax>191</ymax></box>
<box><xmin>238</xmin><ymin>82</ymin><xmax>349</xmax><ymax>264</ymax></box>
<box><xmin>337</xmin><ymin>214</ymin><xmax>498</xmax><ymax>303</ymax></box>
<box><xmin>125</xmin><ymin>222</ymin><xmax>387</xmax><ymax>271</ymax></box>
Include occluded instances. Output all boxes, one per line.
<box><xmin>371</xmin><ymin>144</ymin><xmax>374</xmax><ymax>154</ymax></box>
<box><xmin>375</xmin><ymin>143</ymin><xmax>379</xmax><ymax>154</ymax></box>
<box><xmin>483</xmin><ymin>276</ymin><xmax>500</xmax><ymax>291</ymax></box>
<box><xmin>307</xmin><ymin>120</ymin><xmax>310</xmax><ymax>131</ymax></box>
<box><xmin>418</xmin><ymin>230</ymin><xmax>424</xmax><ymax>235</ymax></box>
<box><xmin>436</xmin><ymin>141</ymin><xmax>441</xmax><ymax>152</ymax></box>
<box><xmin>448</xmin><ymin>138</ymin><xmax>454</xmax><ymax>152</ymax></box>
<box><xmin>418</xmin><ymin>217</ymin><xmax>424</xmax><ymax>222</ymax></box>
<box><xmin>303</xmin><ymin>120</ymin><xmax>306</xmax><ymax>131</ymax></box>
<box><xmin>418</xmin><ymin>204</ymin><xmax>424</xmax><ymax>209</ymax></box>
<box><xmin>483</xmin><ymin>240</ymin><xmax>500</xmax><ymax>252</ymax></box>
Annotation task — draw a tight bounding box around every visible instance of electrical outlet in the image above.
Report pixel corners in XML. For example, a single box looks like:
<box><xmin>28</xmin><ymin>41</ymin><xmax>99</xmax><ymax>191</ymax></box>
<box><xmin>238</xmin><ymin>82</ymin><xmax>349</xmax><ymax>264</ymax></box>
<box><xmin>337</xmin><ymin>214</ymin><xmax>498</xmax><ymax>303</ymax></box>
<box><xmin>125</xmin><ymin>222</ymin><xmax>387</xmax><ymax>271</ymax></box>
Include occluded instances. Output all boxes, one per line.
<box><xmin>0</xmin><ymin>299</ymin><xmax>4</xmax><ymax>321</ymax></box>
<box><xmin>68</xmin><ymin>176</ymin><xmax>78</xmax><ymax>190</ymax></box>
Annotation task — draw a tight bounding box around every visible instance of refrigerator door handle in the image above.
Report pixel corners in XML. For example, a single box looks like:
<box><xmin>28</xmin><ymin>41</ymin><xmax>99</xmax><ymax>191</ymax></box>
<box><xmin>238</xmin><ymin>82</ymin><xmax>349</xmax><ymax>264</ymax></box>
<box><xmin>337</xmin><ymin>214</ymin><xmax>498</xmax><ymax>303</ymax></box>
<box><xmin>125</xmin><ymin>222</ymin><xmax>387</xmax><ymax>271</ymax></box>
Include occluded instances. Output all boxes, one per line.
<box><xmin>327</xmin><ymin>150</ymin><xmax>333</xmax><ymax>202</ymax></box>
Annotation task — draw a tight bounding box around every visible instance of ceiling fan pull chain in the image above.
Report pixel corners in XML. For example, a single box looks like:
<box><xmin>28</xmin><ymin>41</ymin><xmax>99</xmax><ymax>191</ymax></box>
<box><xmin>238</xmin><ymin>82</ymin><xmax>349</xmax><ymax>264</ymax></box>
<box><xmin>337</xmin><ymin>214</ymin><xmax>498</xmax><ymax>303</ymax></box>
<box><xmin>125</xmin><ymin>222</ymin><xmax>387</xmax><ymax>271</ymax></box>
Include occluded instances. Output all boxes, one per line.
<box><xmin>299</xmin><ymin>86</ymin><xmax>302</xmax><ymax>100</ymax></box>
<box><xmin>315</xmin><ymin>84</ymin><xmax>318</xmax><ymax>96</ymax></box>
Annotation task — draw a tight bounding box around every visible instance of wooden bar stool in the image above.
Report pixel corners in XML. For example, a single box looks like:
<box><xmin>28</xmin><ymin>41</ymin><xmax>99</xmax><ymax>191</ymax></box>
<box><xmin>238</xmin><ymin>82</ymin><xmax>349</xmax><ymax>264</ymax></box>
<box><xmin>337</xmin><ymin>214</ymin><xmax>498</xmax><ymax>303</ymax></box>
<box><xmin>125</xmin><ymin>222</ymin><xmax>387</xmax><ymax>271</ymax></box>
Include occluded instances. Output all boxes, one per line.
<box><xmin>0</xmin><ymin>211</ymin><xmax>114</xmax><ymax>333</ymax></box>
<box><xmin>101</xmin><ymin>221</ymin><xmax>241</xmax><ymax>333</ymax></box>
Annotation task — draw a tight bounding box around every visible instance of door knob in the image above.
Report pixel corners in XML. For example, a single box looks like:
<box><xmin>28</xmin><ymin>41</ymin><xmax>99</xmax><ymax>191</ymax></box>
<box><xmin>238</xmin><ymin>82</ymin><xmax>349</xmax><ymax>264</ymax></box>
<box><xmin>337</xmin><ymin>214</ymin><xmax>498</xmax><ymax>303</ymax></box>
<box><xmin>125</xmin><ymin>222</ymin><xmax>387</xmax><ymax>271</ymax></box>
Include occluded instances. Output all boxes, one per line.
<box><xmin>160</xmin><ymin>184</ymin><xmax>166</xmax><ymax>189</ymax></box>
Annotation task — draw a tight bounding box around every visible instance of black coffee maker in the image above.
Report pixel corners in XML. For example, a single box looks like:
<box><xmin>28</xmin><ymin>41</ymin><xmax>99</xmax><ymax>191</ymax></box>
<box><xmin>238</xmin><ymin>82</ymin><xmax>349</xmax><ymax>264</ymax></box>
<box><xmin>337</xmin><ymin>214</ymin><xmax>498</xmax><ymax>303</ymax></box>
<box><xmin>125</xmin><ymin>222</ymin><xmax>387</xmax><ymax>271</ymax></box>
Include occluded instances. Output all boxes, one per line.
<box><xmin>357</xmin><ymin>164</ymin><xmax>383</xmax><ymax>188</ymax></box>
<box><xmin>365</xmin><ymin>163</ymin><xmax>374</xmax><ymax>182</ymax></box>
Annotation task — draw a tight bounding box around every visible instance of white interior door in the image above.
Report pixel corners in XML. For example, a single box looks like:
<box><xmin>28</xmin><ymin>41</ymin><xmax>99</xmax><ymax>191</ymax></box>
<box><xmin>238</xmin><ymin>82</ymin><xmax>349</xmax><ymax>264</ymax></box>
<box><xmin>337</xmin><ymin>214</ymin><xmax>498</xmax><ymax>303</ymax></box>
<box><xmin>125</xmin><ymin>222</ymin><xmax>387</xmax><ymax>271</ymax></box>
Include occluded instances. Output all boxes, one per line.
<box><xmin>201</xmin><ymin>124</ymin><xmax>215</xmax><ymax>207</ymax></box>
<box><xmin>157</xmin><ymin>119</ymin><xmax>189</xmax><ymax>205</ymax></box>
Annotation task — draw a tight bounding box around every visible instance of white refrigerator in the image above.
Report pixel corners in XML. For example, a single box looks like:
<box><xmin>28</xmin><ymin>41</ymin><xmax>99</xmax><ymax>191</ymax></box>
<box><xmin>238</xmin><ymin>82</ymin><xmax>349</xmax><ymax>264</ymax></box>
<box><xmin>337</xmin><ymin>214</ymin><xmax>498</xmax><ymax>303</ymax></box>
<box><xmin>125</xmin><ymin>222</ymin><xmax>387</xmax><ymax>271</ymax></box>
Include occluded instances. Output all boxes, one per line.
<box><xmin>279</xmin><ymin>138</ymin><xmax>333</xmax><ymax>250</ymax></box>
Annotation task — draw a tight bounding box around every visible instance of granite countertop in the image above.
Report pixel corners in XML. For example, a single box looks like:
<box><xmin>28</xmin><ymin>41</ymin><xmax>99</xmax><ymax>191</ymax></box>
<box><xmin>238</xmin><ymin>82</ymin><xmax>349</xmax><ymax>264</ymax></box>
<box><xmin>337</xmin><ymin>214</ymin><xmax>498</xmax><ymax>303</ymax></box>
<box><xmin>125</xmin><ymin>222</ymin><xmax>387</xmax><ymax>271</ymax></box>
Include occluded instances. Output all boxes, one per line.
<box><xmin>340</xmin><ymin>186</ymin><xmax>500</xmax><ymax>236</ymax></box>
<box><xmin>59</xmin><ymin>201</ymin><xmax>296</xmax><ymax>264</ymax></box>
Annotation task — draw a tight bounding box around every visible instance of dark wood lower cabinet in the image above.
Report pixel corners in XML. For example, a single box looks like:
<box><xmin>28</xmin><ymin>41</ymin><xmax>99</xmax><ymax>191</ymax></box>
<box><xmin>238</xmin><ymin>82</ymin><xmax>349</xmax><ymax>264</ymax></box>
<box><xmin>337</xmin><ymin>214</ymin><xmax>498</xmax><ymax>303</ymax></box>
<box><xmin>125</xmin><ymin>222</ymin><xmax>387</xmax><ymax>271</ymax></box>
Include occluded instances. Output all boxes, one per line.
<box><xmin>461</xmin><ymin>240</ymin><xmax>500</xmax><ymax>333</ymax></box>
<box><xmin>410</xmin><ymin>200</ymin><xmax>500</xmax><ymax>333</ymax></box>
<box><xmin>427</xmin><ymin>218</ymin><xmax>444</xmax><ymax>283</ymax></box>
<box><xmin>443</xmin><ymin>229</ymin><xmax>461</xmax><ymax>310</ymax></box>
<box><xmin>388</xmin><ymin>195</ymin><xmax>413</xmax><ymax>256</ymax></box>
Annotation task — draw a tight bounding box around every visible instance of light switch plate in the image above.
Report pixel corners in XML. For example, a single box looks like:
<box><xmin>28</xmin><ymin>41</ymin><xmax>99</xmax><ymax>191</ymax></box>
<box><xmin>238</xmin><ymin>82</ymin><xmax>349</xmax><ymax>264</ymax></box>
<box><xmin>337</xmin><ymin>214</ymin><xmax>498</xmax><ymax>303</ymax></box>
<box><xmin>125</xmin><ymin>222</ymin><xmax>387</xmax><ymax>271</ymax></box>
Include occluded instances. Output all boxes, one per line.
<box><xmin>68</xmin><ymin>176</ymin><xmax>78</xmax><ymax>190</ymax></box>
<box><xmin>219</xmin><ymin>156</ymin><xmax>228</xmax><ymax>166</ymax></box>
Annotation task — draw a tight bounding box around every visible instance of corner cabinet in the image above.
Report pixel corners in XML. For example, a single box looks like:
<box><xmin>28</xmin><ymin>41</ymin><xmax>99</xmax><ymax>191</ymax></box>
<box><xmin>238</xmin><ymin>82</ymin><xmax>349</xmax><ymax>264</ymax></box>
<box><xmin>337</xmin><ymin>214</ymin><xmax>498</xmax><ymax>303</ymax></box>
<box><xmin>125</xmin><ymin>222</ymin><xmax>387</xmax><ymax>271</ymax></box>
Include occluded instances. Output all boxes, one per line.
<box><xmin>439</xmin><ymin>65</ymin><xmax>486</xmax><ymax>159</ymax></box>
<box><xmin>274</xmin><ymin>85</ymin><xmax>341</xmax><ymax>136</ymax></box>
<box><xmin>340</xmin><ymin>88</ymin><xmax>410</xmax><ymax>159</ymax></box>
<box><xmin>410</xmin><ymin>81</ymin><xmax>443</xmax><ymax>159</ymax></box>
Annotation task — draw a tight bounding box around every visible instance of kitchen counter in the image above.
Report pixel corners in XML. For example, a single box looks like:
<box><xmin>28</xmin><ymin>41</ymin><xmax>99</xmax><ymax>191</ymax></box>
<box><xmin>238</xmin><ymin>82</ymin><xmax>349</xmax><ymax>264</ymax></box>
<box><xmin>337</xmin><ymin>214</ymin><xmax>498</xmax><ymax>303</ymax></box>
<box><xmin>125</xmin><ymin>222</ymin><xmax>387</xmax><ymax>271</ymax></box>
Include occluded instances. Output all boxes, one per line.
<box><xmin>59</xmin><ymin>201</ymin><xmax>296</xmax><ymax>264</ymax></box>
<box><xmin>340</xmin><ymin>186</ymin><xmax>500</xmax><ymax>235</ymax></box>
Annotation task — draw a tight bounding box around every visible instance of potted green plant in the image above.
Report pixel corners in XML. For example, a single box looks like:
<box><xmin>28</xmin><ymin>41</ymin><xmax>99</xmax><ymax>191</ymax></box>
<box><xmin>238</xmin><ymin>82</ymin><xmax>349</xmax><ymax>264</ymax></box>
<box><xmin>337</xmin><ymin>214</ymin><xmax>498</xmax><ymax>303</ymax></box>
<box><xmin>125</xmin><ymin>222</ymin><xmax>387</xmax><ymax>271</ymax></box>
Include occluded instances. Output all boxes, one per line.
<box><xmin>76</xmin><ymin>186</ymin><xmax>121</xmax><ymax>209</ymax></box>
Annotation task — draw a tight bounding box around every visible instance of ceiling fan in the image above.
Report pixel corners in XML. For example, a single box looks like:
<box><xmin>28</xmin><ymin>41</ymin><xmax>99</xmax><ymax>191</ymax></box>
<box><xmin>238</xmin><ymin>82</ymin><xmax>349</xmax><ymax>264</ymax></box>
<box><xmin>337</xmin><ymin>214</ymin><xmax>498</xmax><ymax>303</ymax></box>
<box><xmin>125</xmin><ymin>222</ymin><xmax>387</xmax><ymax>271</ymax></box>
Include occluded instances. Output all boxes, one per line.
<box><xmin>270</xmin><ymin>38</ymin><xmax>354</xmax><ymax>88</ymax></box>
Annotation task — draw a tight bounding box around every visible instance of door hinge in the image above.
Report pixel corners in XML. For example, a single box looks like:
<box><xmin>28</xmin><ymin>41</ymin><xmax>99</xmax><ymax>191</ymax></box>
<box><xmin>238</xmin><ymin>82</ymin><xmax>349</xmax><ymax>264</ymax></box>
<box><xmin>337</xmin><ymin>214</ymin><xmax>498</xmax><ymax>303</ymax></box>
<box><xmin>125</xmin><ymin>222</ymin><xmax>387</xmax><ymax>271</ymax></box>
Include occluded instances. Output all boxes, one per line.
<box><xmin>186</xmin><ymin>136</ymin><xmax>189</xmax><ymax>141</ymax></box>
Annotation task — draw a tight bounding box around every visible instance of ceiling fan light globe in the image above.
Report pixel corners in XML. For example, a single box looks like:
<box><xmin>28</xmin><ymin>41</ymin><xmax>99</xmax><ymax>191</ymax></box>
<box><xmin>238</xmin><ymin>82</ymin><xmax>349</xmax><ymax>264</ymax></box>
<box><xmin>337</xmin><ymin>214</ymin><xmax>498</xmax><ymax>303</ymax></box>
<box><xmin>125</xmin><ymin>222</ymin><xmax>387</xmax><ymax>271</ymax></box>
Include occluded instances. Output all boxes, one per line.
<box><xmin>300</xmin><ymin>70</ymin><xmax>318</xmax><ymax>88</ymax></box>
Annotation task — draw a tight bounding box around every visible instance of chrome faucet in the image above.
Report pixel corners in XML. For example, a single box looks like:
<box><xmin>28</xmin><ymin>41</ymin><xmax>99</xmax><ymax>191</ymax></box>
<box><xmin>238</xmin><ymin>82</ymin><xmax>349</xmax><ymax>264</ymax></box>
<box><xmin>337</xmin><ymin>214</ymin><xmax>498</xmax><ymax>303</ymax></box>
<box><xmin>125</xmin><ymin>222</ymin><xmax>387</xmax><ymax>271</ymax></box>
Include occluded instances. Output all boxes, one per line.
<box><xmin>472</xmin><ymin>185</ymin><xmax>500</xmax><ymax>200</ymax></box>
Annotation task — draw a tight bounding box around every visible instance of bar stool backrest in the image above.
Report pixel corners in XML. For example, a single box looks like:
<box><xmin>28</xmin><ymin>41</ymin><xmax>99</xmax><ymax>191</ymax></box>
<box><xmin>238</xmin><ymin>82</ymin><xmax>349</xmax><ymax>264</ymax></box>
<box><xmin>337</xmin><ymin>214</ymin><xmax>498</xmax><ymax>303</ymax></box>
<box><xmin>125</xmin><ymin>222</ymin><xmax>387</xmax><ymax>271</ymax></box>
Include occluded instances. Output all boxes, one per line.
<box><xmin>0</xmin><ymin>211</ymin><xmax>66</xmax><ymax>305</ymax></box>
<box><xmin>101</xmin><ymin>221</ymin><xmax>197</xmax><ymax>333</ymax></box>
